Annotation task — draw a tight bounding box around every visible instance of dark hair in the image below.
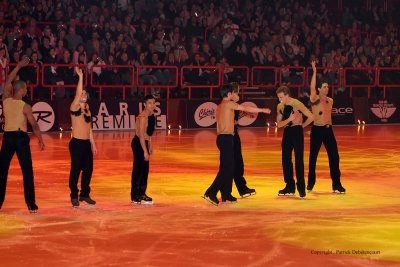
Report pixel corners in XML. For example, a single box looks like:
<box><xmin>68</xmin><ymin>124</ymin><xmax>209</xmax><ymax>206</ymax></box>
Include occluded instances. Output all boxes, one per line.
<box><xmin>230</xmin><ymin>82</ymin><xmax>240</xmax><ymax>94</ymax></box>
<box><xmin>318</xmin><ymin>79</ymin><xmax>329</xmax><ymax>89</ymax></box>
<box><xmin>13</xmin><ymin>80</ymin><xmax>27</xmax><ymax>92</ymax></box>
<box><xmin>276</xmin><ymin>85</ymin><xmax>291</xmax><ymax>95</ymax></box>
<box><xmin>143</xmin><ymin>94</ymin><xmax>155</xmax><ymax>103</ymax></box>
<box><xmin>220</xmin><ymin>84</ymin><xmax>233</xmax><ymax>98</ymax></box>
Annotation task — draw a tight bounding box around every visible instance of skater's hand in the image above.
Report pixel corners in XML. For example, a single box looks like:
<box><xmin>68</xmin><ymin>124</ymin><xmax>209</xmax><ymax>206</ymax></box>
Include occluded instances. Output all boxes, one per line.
<box><xmin>311</xmin><ymin>59</ymin><xmax>317</xmax><ymax>72</ymax></box>
<box><xmin>75</xmin><ymin>67</ymin><xmax>83</xmax><ymax>78</ymax></box>
<box><xmin>289</xmin><ymin>112</ymin><xmax>301</xmax><ymax>121</ymax></box>
<box><xmin>149</xmin><ymin>145</ymin><xmax>153</xmax><ymax>155</ymax></box>
<box><xmin>91</xmin><ymin>143</ymin><xmax>98</xmax><ymax>155</ymax></box>
<box><xmin>38</xmin><ymin>140</ymin><xmax>45</xmax><ymax>151</ymax></box>
<box><xmin>263</xmin><ymin>108</ymin><xmax>271</xmax><ymax>114</ymax></box>
<box><xmin>17</xmin><ymin>56</ymin><xmax>30</xmax><ymax>68</ymax></box>
<box><xmin>144</xmin><ymin>152</ymin><xmax>150</xmax><ymax>161</ymax></box>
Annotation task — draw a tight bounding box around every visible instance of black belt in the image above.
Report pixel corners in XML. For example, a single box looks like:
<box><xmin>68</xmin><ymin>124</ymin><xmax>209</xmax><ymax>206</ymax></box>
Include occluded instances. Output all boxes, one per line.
<box><xmin>314</xmin><ymin>124</ymin><xmax>332</xmax><ymax>128</ymax></box>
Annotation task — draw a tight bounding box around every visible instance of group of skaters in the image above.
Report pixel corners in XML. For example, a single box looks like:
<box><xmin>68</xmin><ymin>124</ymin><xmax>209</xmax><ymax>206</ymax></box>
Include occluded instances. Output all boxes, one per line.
<box><xmin>0</xmin><ymin>57</ymin><xmax>345</xmax><ymax>213</ymax></box>
<box><xmin>202</xmin><ymin>60</ymin><xmax>346</xmax><ymax>206</ymax></box>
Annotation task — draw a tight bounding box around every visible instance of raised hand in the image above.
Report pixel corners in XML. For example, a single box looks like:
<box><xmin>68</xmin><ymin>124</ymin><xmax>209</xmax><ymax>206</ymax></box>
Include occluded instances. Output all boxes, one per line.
<box><xmin>311</xmin><ymin>59</ymin><xmax>317</xmax><ymax>72</ymax></box>
<box><xmin>17</xmin><ymin>56</ymin><xmax>30</xmax><ymax>68</ymax></box>
<box><xmin>75</xmin><ymin>67</ymin><xmax>83</xmax><ymax>78</ymax></box>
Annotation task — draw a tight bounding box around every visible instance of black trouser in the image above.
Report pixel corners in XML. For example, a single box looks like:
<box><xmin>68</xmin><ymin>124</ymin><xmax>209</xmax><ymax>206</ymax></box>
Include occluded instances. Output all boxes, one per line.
<box><xmin>206</xmin><ymin>134</ymin><xmax>234</xmax><ymax>199</ymax></box>
<box><xmin>131</xmin><ymin>136</ymin><xmax>149</xmax><ymax>200</ymax></box>
<box><xmin>308</xmin><ymin>125</ymin><xmax>341</xmax><ymax>187</ymax></box>
<box><xmin>0</xmin><ymin>131</ymin><xmax>36</xmax><ymax>206</ymax></box>
<box><xmin>69</xmin><ymin>138</ymin><xmax>93</xmax><ymax>199</ymax></box>
<box><xmin>233</xmin><ymin>132</ymin><xmax>248</xmax><ymax>193</ymax></box>
<box><xmin>282</xmin><ymin>126</ymin><xmax>305</xmax><ymax>193</ymax></box>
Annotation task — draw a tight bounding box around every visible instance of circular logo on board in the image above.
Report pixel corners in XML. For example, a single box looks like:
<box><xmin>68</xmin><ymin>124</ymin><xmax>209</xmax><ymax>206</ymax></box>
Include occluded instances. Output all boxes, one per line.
<box><xmin>238</xmin><ymin>102</ymin><xmax>258</xmax><ymax>126</ymax></box>
<box><xmin>32</xmin><ymin>102</ymin><xmax>55</xmax><ymax>132</ymax></box>
<box><xmin>194</xmin><ymin>102</ymin><xmax>217</xmax><ymax>127</ymax></box>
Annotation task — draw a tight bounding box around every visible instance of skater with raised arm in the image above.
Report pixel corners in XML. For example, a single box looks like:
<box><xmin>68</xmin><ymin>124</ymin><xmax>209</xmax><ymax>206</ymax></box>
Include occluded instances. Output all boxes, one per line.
<box><xmin>131</xmin><ymin>95</ymin><xmax>156</xmax><ymax>205</ymax></box>
<box><xmin>203</xmin><ymin>84</ymin><xmax>271</xmax><ymax>206</ymax></box>
<box><xmin>307</xmin><ymin>60</ymin><xmax>346</xmax><ymax>193</ymax></box>
<box><xmin>276</xmin><ymin>85</ymin><xmax>314</xmax><ymax>198</ymax></box>
<box><xmin>69</xmin><ymin>68</ymin><xmax>97</xmax><ymax>207</ymax></box>
<box><xmin>230</xmin><ymin>82</ymin><xmax>257</xmax><ymax>197</ymax></box>
<box><xmin>0</xmin><ymin>57</ymin><xmax>45</xmax><ymax>213</ymax></box>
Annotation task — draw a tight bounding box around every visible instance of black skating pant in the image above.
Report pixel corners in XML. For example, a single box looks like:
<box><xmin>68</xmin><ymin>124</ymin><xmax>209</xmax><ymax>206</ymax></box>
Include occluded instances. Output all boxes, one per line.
<box><xmin>0</xmin><ymin>131</ymin><xmax>36</xmax><ymax>206</ymax></box>
<box><xmin>131</xmin><ymin>136</ymin><xmax>150</xmax><ymax>200</ymax></box>
<box><xmin>233</xmin><ymin>132</ymin><xmax>248</xmax><ymax>194</ymax></box>
<box><xmin>308</xmin><ymin>125</ymin><xmax>341</xmax><ymax>187</ymax></box>
<box><xmin>206</xmin><ymin>134</ymin><xmax>234</xmax><ymax>199</ymax></box>
<box><xmin>69</xmin><ymin>138</ymin><xmax>93</xmax><ymax>199</ymax></box>
<box><xmin>281</xmin><ymin>126</ymin><xmax>305</xmax><ymax>193</ymax></box>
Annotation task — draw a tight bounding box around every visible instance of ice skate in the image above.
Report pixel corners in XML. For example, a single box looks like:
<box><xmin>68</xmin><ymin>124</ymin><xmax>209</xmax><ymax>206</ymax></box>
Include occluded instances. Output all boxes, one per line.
<box><xmin>79</xmin><ymin>196</ymin><xmax>96</xmax><ymax>205</ymax></box>
<box><xmin>278</xmin><ymin>186</ymin><xmax>295</xmax><ymax>196</ymax></box>
<box><xmin>202</xmin><ymin>192</ymin><xmax>219</xmax><ymax>206</ymax></box>
<box><xmin>332</xmin><ymin>184</ymin><xmax>346</xmax><ymax>194</ymax></box>
<box><xmin>141</xmin><ymin>194</ymin><xmax>154</xmax><ymax>205</ymax></box>
<box><xmin>239</xmin><ymin>187</ymin><xmax>256</xmax><ymax>198</ymax></box>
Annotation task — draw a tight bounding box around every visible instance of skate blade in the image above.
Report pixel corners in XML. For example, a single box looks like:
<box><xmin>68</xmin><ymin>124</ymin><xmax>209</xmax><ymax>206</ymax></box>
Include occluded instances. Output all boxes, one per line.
<box><xmin>141</xmin><ymin>201</ymin><xmax>154</xmax><ymax>205</ymax></box>
<box><xmin>80</xmin><ymin>202</ymin><xmax>96</xmax><ymax>206</ymax></box>
<box><xmin>201</xmin><ymin>195</ymin><xmax>218</xmax><ymax>206</ymax></box>
<box><xmin>240</xmin><ymin>192</ymin><xmax>256</xmax><ymax>198</ymax></box>
<box><xmin>332</xmin><ymin>190</ymin><xmax>346</xmax><ymax>194</ymax></box>
<box><xmin>29</xmin><ymin>210</ymin><xmax>38</xmax><ymax>214</ymax></box>
<box><xmin>131</xmin><ymin>201</ymin><xmax>141</xmax><ymax>205</ymax></box>
<box><xmin>278</xmin><ymin>193</ymin><xmax>295</xmax><ymax>197</ymax></box>
<box><xmin>221</xmin><ymin>200</ymin><xmax>237</xmax><ymax>204</ymax></box>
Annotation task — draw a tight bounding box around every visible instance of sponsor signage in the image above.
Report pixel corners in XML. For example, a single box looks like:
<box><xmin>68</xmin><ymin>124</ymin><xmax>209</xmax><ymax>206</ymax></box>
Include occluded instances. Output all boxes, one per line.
<box><xmin>369</xmin><ymin>99</ymin><xmax>399</xmax><ymax>123</ymax></box>
<box><xmin>32</xmin><ymin>102</ymin><xmax>56</xmax><ymax>132</ymax></box>
<box><xmin>187</xmin><ymin>99</ymin><xmax>276</xmax><ymax>128</ymax></box>
<box><xmin>194</xmin><ymin>102</ymin><xmax>217</xmax><ymax>127</ymax></box>
<box><xmin>89</xmin><ymin>100</ymin><xmax>167</xmax><ymax>130</ymax></box>
<box><xmin>332</xmin><ymin>98</ymin><xmax>355</xmax><ymax>124</ymax></box>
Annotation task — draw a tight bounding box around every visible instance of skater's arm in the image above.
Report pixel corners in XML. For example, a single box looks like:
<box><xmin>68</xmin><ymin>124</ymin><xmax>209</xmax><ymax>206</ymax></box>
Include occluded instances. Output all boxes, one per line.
<box><xmin>148</xmin><ymin>137</ymin><xmax>153</xmax><ymax>155</ymax></box>
<box><xmin>277</xmin><ymin>113</ymin><xmax>298</xmax><ymax>128</ymax></box>
<box><xmin>72</xmin><ymin>67</ymin><xmax>84</xmax><ymax>107</ymax></box>
<box><xmin>298</xmin><ymin>102</ymin><xmax>314</xmax><ymax>128</ymax></box>
<box><xmin>310</xmin><ymin>60</ymin><xmax>318</xmax><ymax>102</ymax></box>
<box><xmin>138</xmin><ymin>116</ymin><xmax>150</xmax><ymax>161</ymax></box>
<box><xmin>24</xmin><ymin>104</ymin><xmax>45</xmax><ymax>151</ymax></box>
<box><xmin>3</xmin><ymin>56</ymin><xmax>30</xmax><ymax>100</ymax></box>
<box><xmin>89</xmin><ymin>129</ymin><xmax>97</xmax><ymax>155</ymax></box>
<box><xmin>235</xmin><ymin>104</ymin><xmax>271</xmax><ymax>114</ymax></box>
<box><xmin>276</xmin><ymin>105</ymin><xmax>299</xmax><ymax>128</ymax></box>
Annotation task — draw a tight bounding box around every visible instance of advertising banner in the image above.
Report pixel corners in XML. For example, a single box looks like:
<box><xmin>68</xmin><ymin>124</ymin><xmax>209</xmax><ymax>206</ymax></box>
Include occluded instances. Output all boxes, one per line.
<box><xmin>368</xmin><ymin>99</ymin><xmax>400</xmax><ymax>123</ymax></box>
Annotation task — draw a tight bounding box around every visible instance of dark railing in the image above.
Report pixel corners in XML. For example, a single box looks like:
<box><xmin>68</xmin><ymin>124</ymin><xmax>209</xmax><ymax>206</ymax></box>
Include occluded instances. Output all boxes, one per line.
<box><xmin>1</xmin><ymin>64</ymin><xmax>399</xmax><ymax>100</ymax></box>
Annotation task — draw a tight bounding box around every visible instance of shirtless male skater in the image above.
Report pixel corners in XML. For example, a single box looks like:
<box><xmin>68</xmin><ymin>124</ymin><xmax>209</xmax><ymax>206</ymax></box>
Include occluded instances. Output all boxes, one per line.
<box><xmin>203</xmin><ymin>84</ymin><xmax>271</xmax><ymax>206</ymax></box>
<box><xmin>276</xmin><ymin>85</ymin><xmax>314</xmax><ymax>198</ymax></box>
<box><xmin>0</xmin><ymin>57</ymin><xmax>45</xmax><ymax>213</ymax></box>
<box><xmin>307</xmin><ymin>60</ymin><xmax>346</xmax><ymax>193</ymax></box>
<box><xmin>131</xmin><ymin>95</ymin><xmax>156</xmax><ymax>204</ymax></box>
<box><xmin>69</xmin><ymin>68</ymin><xmax>97</xmax><ymax>207</ymax></box>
